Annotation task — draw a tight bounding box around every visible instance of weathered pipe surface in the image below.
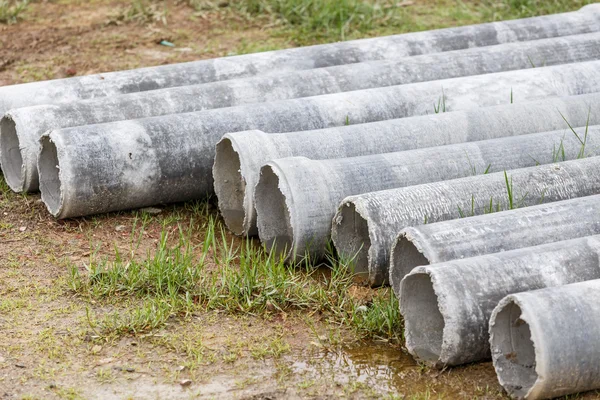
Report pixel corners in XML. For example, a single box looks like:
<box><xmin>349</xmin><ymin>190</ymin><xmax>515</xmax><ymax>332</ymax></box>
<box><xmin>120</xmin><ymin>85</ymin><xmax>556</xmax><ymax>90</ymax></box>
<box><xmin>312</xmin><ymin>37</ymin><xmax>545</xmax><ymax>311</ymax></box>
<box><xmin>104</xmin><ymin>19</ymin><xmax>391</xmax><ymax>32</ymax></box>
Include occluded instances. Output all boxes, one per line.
<box><xmin>390</xmin><ymin>194</ymin><xmax>600</xmax><ymax>294</ymax></box>
<box><xmin>335</xmin><ymin>155</ymin><xmax>600</xmax><ymax>286</ymax></box>
<box><xmin>9</xmin><ymin>33</ymin><xmax>600</xmax><ymax>193</ymax></box>
<box><xmin>400</xmin><ymin>235</ymin><xmax>600</xmax><ymax>369</ymax></box>
<box><xmin>2</xmin><ymin>4</ymin><xmax>600</xmax><ymax>114</ymax></box>
<box><xmin>254</xmin><ymin>127</ymin><xmax>600</xmax><ymax>264</ymax></box>
<box><xmin>36</xmin><ymin>62</ymin><xmax>600</xmax><ymax>219</ymax></box>
<box><xmin>216</xmin><ymin>91</ymin><xmax>600</xmax><ymax>237</ymax></box>
<box><xmin>489</xmin><ymin>279</ymin><xmax>600</xmax><ymax>399</ymax></box>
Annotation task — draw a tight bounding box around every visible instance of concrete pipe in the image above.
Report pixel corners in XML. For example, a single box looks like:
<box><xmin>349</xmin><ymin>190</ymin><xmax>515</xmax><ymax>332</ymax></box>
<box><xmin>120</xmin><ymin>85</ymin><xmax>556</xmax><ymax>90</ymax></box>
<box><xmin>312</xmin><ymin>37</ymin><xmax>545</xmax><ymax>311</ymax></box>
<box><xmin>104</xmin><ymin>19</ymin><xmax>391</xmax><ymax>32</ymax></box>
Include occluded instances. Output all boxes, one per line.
<box><xmin>8</xmin><ymin>33</ymin><xmax>600</xmax><ymax>193</ymax></box>
<box><xmin>400</xmin><ymin>235</ymin><xmax>600</xmax><ymax>369</ymax></box>
<box><xmin>36</xmin><ymin>62</ymin><xmax>600</xmax><ymax>218</ymax></box>
<box><xmin>2</xmin><ymin>4</ymin><xmax>600</xmax><ymax>114</ymax></box>
<box><xmin>254</xmin><ymin>127</ymin><xmax>600</xmax><ymax>264</ymax></box>
<box><xmin>489</xmin><ymin>279</ymin><xmax>600</xmax><ymax>399</ymax></box>
<box><xmin>334</xmin><ymin>154</ymin><xmax>600</xmax><ymax>286</ymax></box>
<box><xmin>390</xmin><ymin>194</ymin><xmax>600</xmax><ymax>294</ymax></box>
<box><xmin>216</xmin><ymin>92</ymin><xmax>600</xmax><ymax>237</ymax></box>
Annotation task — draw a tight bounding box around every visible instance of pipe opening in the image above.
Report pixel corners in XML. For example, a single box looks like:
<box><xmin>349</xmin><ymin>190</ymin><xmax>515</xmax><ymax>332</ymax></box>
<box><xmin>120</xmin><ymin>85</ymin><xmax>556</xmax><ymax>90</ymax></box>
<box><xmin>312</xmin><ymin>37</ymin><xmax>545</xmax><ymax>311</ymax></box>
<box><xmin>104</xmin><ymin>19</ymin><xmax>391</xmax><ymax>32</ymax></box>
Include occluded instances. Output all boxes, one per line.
<box><xmin>490</xmin><ymin>299</ymin><xmax>538</xmax><ymax>398</ymax></box>
<box><xmin>400</xmin><ymin>273</ymin><xmax>445</xmax><ymax>364</ymax></box>
<box><xmin>391</xmin><ymin>234</ymin><xmax>430</xmax><ymax>294</ymax></box>
<box><xmin>38</xmin><ymin>135</ymin><xmax>63</xmax><ymax>216</ymax></box>
<box><xmin>0</xmin><ymin>116</ymin><xmax>24</xmax><ymax>192</ymax></box>
<box><xmin>333</xmin><ymin>203</ymin><xmax>371</xmax><ymax>276</ymax></box>
<box><xmin>255</xmin><ymin>165</ymin><xmax>294</xmax><ymax>259</ymax></box>
<box><xmin>213</xmin><ymin>138</ymin><xmax>247</xmax><ymax>235</ymax></box>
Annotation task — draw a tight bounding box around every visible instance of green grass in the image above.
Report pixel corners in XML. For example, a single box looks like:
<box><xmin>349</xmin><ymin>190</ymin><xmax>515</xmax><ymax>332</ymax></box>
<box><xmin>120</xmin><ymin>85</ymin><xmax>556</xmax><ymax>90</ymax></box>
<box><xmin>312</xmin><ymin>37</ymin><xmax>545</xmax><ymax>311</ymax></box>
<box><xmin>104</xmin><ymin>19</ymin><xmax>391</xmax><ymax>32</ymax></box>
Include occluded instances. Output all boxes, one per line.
<box><xmin>478</xmin><ymin>0</ymin><xmax>596</xmax><ymax>20</ymax></box>
<box><xmin>69</xmin><ymin>213</ymin><xmax>403</xmax><ymax>342</ymax></box>
<box><xmin>107</xmin><ymin>0</ymin><xmax>168</xmax><ymax>25</ymax></box>
<box><xmin>0</xmin><ymin>0</ymin><xmax>28</xmax><ymax>24</ymax></box>
<box><xmin>186</xmin><ymin>0</ymin><xmax>594</xmax><ymax>45</ymax></box>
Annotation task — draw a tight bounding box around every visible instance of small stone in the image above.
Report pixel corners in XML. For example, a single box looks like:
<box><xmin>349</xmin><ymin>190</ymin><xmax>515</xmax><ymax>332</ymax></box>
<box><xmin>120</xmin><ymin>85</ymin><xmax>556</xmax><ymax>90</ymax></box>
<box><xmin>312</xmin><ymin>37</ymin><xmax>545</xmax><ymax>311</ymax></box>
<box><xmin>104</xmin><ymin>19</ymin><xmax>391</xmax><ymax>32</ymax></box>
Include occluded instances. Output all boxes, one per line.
<box><xmin>0</xmin><ymin>357</ymin><xmax>5</xmax><ymax>363</ymax></box>
<box><xmin>115</xmin><ymin>225</ymin><xmax>126</xmax><ymax>232</ymax></box>
<box><xmin>18</xmin><ymin>226</ymin><xmax>27</xmax><ymax>232</ymax></box>
<box><xmin>125</xmin><ymin>367</ymin><xmax>135</xmax><ymax>373</ymax></box>
<box><xmin>91</xmin><ymin>345</ymin><xmax>102</xmax><ymax>354</ymax></box>
<box><xmin>355</xmin><ymin>305</ymin><xmax>368</xmax><ymax>313</ymax></box>
<box><xmin>180</xmin><ymin>379</ymin><xmax>192</xmax><ymax>387</ymax></box>
<box><xmin>176</xmin><ymin>365</ymin><xmax>186</xmax><ymax>371</ymax></box>
<box><xmin>140</xmin><ymin>207</ymin><xmax>162</xmax><ymax>215</ymax></box>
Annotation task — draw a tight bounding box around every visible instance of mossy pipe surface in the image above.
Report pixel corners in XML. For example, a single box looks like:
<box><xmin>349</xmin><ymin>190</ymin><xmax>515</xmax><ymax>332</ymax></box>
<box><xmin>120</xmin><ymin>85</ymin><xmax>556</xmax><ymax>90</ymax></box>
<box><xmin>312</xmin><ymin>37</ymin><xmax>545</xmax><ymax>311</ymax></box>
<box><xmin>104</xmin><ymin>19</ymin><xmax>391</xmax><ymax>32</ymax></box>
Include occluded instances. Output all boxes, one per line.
<box><xmin>489</xmin><ymin>279</ymin><xmax>600</xmax><ymax>399</ymax></box>
<box><xmin>9</xmin><ymin>32</ymin><xmax>600</xmax><ymax>193</ymax></box>
<box><xmin>390</xmin><ymin>194</ymin><xmax>600</xmax><ymax>292</ymax></box>
<box><xmin>216</xmin><ymin>92</ymin><xmax>600</xmax><ymax>237</ymax></box>
<box><xmin>2</xmin><ymin>4</ymin><xmax>600</xmax><ymax>114</ymax></box>
<box><xmin>37</xmin><ymin>61</ymin><xmax>600</xmax><ymax>219</ymax></box>
<box><xmin>400</xmin><ymin>235</ymin><xmax>600</xmax><ymax>369</ymax></box>
<box><xmin>335</xmin><ymin>155</ymin><xmax>600</xmax><ymax>286</ymax></box>
<box><xmin>254</xmin><ymin>127</ymin><xmax>600</xmax><ymax>266</ymax></box>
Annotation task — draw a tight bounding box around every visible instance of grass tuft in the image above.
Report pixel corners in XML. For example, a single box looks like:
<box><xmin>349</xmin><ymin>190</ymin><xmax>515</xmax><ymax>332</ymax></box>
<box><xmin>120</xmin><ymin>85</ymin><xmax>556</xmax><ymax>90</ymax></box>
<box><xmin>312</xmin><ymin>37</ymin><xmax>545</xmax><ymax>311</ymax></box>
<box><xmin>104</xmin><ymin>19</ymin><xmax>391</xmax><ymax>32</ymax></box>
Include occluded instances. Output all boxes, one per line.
<box><xmin>188</xmin><ymin>0</ymin><xmax>407</xmax><ymax>44</ymax></box>
<box><xmin>0</xmin><ymin>0</ymin><xmax>28</xmax><ymax>24</ymax></box>
<box><xmin>69</xmin><ymin>214</ymin><xmax>403</xmax><ymax>341</ymax></box>
<box><xmin>108</xmin><ymin>0</ymin><xmax>168</xmax><ymax>25</ymax></box>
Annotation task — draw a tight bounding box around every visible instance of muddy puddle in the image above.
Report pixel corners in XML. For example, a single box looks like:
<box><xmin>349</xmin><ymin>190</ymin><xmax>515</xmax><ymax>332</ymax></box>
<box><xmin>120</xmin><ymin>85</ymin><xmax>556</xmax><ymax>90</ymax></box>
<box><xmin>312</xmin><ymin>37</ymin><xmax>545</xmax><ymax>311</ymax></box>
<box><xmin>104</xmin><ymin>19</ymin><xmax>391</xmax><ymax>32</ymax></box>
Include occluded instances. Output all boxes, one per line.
<box><xmin>291</xmin><ymin>342</ymin><xmax>422</xmax><ymax>394</ymax></box>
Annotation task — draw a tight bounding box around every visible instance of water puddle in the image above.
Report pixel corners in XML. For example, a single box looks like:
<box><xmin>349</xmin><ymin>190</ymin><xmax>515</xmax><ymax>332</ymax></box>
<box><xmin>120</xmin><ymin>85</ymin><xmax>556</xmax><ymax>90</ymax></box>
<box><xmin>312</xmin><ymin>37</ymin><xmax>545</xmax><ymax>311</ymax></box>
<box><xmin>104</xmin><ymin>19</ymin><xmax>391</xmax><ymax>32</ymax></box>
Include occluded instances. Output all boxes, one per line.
<box><xmin>292</xmin><ymin>341</ymin><xmax>417</xmax><ymax>393</ymax></box>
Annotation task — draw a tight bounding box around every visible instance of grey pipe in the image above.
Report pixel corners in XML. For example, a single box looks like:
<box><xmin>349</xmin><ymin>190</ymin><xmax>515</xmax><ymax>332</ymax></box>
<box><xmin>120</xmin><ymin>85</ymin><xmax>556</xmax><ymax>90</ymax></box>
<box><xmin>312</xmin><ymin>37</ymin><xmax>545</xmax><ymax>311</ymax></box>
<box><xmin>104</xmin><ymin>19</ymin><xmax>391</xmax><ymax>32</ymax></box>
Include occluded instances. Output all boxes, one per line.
<box><xmin>9</xmin><ymin>33</ymin><xmax>600</xmax><ymax>194</ymax></box>
<box><xmin>390</xmin><ymin>194</ymin><xmax>600</xmax><ymax>295</ymax></box>
<box><xmin>36</xmin><ymin>62</ymin><xmax>600</xmax><ymax>219</ymax></box>
<box><xmin>254</xmin><ymin>127</ymin><xmax>600</xmax><ymax>264</ymax></box>
<box><xmin>489</xmin><ymin>279</ymin><xmax>600</xmax><ymax>399</ymax></box>
<box><xmin>400</xmin><ymin>235</ymin><xmax>600</xmax><ymax>369</ymax></box>
<box><xmin>2</xmin><ymin>4</ymin><xmax>600</xmax><ymax>114</ymax></box>
<box><xmin>334</xmin><ymin>154</ymin><xmax>600</xmax><ymax>286</ymax></box>
<box><xmin>216</xmin><ymin>92</ymin><xmax>600</xmax><ymax>237</ymax></box>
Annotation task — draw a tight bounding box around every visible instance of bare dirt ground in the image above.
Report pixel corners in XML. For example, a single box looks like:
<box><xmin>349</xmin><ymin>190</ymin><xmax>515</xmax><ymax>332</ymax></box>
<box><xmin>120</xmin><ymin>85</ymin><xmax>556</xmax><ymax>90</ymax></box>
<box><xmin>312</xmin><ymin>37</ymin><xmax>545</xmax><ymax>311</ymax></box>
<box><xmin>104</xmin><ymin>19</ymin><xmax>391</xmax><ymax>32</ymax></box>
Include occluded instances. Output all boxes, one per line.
<box><xmin>1</xmin><ymin>1</ymin><xmax>599</xmax><ymax>399</ymax></box>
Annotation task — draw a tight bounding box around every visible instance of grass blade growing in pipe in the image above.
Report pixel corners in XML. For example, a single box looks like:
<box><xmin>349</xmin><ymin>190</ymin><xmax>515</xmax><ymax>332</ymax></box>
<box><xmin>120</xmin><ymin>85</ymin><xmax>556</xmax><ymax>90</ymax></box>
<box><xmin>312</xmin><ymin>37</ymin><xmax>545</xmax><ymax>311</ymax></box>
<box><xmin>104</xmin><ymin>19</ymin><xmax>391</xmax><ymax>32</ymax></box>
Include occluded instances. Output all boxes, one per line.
<box><xmin>390</xmin><ymin>194</ymin><xmax>600</xmax><ymax>294</ymax></box>
<box><xmin>489</xmin><ymin>280</ymin><xmax>600</xmax><ymax>400</ymax></box>
<box><xmin>36</xmin><ymin>62</ymin><xmax>600</xmax><ymax>218</ymax></box>
<box><xmin>2</xmin><ymin>3</ymin><xmax>600</xmax><ymax>113</ymax></box>
<box><xmin>399</xmin><ymin>234</ymin><xmax>600</xmax><ymax>368</ymax></box>
<box><xmin>214</xmin><ymin>91</ymin><xmax>600</xmax><ymax>237</ymax></box>
<box><xmin>7</xmin><ymin>33</ymin><xmax>600</xmax><ymax>193</ymax></box>
<box><xmin>253</xmin><ymin>127</ymin><xmax>600</xmax><ymax>271</ymax></box>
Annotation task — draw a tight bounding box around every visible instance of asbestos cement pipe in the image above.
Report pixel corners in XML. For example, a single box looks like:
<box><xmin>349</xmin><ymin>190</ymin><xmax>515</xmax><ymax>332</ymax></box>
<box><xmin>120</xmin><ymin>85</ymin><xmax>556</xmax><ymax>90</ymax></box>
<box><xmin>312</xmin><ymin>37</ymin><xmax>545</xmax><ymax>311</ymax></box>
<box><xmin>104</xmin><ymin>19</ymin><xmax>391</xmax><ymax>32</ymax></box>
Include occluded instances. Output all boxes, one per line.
<box><xmin>8</xmin><ymin>33</ymin><xmax>600</xmax><ymax>194</ymax></box>
<box><xmin>216</xmin><ymin>92</ymin><xmax>600</xmax><ymax>237</ymax></box>
<box><xmin>400</xmin><ymin>235</ymin><xmax>600</xmax><ymax>369</ymax></box>
<box><xmin>254</xmin><ymin>127</ymin><xmax>600</xmax><ymax>264</ymax></box>
<box><xmin>2</xmin><ymin>4</ymin><xmax>600</xmax><ymax>114</ymax></box>
<box><xmin>390</xmin><ymin>194</ymin><xmax>600</xmax><ymax>295</ymax></box>
<box><xmin>489</xmin><ymin>279</ymin><xmax>600</xmax><ymax>399</ymax></box>
<box><xmin>36</xmin><ymin>63</ymin><xmax>600</xmax><ymax>218</ymax></box>
<box><xmin>334</xmin><ymin>155</ymin><xmax>600</xmax><ymax>286</ymax></box>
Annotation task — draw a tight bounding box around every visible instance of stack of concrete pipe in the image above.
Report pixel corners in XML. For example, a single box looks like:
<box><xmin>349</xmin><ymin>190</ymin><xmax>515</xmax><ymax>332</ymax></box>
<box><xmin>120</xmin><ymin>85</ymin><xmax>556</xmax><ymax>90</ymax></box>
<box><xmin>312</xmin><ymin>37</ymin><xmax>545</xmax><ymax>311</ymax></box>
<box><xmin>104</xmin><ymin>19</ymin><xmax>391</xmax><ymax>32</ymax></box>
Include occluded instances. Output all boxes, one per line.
<box><xmin>25</xmin><ymin>60</ymin><xmax>600</xmax><ymax>218</ymax></box>
<box><xmin>5</xmin><ymin>32</ymin><xmax>600</xmax><ymax>194</ymax></box>
<box><xmin>6</xmin><ymin>31</ymin><xmax>600</xmax><ymax>194</ymax></box>
<box><xmin>2</xmin><ymin>6</ymin><xmax>600</xmax><ymax>398</ymax></box>
<box><xmin>218</xmin><ymin>92</ymin><xmax>600</xmax><ymax>237</ymax></box>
